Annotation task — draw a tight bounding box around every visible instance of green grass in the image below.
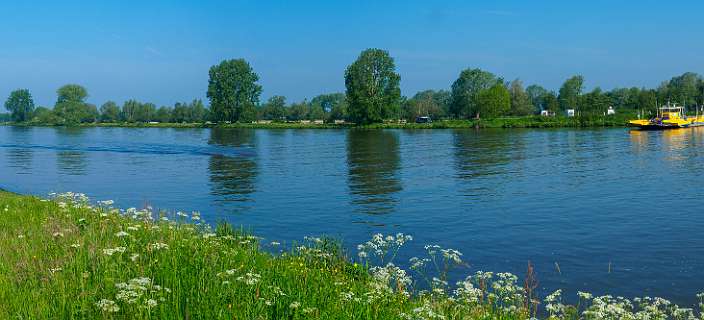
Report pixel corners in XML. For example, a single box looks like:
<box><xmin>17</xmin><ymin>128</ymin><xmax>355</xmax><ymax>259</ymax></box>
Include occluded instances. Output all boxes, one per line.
<box><xmin>2</xmin><ymin>191</ymin><xmax>702</xmax><ymax>319</ymax></box>
<box><xmin>0</xmin><ymin>192</ymin><xmax>529</xmax><ymax>319</ymax></box>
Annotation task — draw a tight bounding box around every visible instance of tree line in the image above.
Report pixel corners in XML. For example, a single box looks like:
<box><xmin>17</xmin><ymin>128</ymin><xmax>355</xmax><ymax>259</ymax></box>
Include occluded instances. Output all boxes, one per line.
<box><xmin>4</xmin><ymin>49</ymin><xmax>704</xmax><ymax>125</ymax></box>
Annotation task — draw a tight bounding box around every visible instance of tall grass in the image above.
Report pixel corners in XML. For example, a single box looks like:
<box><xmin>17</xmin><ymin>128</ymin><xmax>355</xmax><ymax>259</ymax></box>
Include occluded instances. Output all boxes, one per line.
<box><xmin>0</xmin><ymin>191</ymin><xmax>702</xmax><ymax>319</ymax></box>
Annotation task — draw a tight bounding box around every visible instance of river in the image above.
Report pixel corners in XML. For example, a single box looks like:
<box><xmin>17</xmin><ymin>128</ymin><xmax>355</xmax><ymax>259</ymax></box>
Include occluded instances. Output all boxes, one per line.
<box><xmin>2</xmin><ymin>126</ymin><xmax>704</xmax><ymax>304</ymax></box>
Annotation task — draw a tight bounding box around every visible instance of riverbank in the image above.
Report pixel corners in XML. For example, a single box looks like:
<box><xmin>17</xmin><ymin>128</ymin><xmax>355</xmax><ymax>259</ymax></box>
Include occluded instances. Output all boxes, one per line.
<box><xmin>1</xmin><ymin>191</ymin><xmax>702</xmax><ymax>319</ymax></box>
<box><xmin>1</xmin><ymin>115</ymin><xmax>632</xmax><ymax>130</ymax></box>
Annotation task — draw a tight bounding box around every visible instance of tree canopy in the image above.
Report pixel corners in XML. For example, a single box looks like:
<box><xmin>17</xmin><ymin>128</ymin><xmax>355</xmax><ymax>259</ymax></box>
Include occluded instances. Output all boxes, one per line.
<box><xmin>476</xmin><ymin>83</ymin><xmax>511</xmax><ymax>118</ymax></box>
<box><xmin>558</xmin><ymin>75</ymin><xmax>584</xmax><ymax>111</ymax></box>
<box><xmin>54</xmin><ymin>84</ymin><xmax>97</xmax><ymax>124</ymax></box>
<box><xmin>207</xmin><ymin>59</ymin><xmax>262</xmax><ymax>123</ymax></box>
<box><xmin>4</xmin><ymin>89</ymin><xmax>35</xmax><ymax>122</ymax></box>
<box><xmin>344</xmin><ymin>48</ymin><xmax>401</xmax><ymax>124</ymax></box>
<box><xmin>450</xmin><ymin>68</ymin><xmax>501</xmax><ymax>118</ymax></box>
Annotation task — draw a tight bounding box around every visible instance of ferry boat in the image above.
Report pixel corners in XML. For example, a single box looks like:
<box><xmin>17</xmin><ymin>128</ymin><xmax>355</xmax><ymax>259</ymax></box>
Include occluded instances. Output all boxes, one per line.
<box><xmin>628</xmin><ymin>103</ymin><xmax>704</xmax><ymax>130</ymax></box>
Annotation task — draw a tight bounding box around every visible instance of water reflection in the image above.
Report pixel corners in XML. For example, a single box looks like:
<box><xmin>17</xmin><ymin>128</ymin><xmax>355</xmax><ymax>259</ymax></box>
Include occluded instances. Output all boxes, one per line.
<box><xmin>346</xmin><ymin>130</ymin><xmax>401</xmax><ymax>214</ymax></box>
<box><xmin>56</xmin><ymin>151</ymin><xmax>88</xmax><ymax>175</ymax></box>
<box><xmin>452</xmin><ymin>130</ymin><xmax>518</xmax><ymax>199</ymax></box>
<box><xmin>208</xmin><ymin>128</ymin><xmax>258</xmax><ymax>207</ymax></box>
<box><xmin>5</xmin><ymin>127</ymin><xmax>34</xmax><ymax>172</ymax></box>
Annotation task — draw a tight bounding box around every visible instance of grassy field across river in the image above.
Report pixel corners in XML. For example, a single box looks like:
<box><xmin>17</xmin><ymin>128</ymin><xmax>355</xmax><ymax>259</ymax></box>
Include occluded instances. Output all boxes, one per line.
<box><xmin>1</xmin><ymin>191</ymin><xmax>702</xmax><ymax>319</ymax></box>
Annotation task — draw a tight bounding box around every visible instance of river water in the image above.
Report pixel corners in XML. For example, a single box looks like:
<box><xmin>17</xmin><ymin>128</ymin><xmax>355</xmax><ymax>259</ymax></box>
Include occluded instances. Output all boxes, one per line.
<box><xmin>2</xmin><ymin>126</ymin><xmax>704</xmax><ymax>304</ymax></box>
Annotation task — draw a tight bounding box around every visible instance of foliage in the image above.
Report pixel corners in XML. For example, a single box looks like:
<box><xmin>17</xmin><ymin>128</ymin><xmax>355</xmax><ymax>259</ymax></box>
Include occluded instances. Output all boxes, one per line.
<box><xmin>311</xmin><ymin>93</ymin><xmax>348</xmax><ymax>121</ymax></box>
<box><xmin>207</xmin><ymin>59</ymin><xmax>262</xmax><ymax>123</ymax></box>
<box><xmin>100</xmin><ymin>101</ymin><xmax>121</xmax><ymax>122</ymax></box>
<box><xmin>259</xmin><ymin>95</ymin><xmax>287</xmax><ymax>120</ymax></box>
<box><xmin>508</xmin><ymin>79</ymin><xmax>534</xmax><ymax>116</ymax></box>
<box><xmin>476</xmin><ymin>83</ymin><xmax>511</xmax><ymax>118</ymax></box>
<box><xmin>4</xmin><ymin>89</ymin><xmax>35</xmax><ymax>122</ymax></box>
<box><xmin>54</xmin><ymin>84</ymin><xmax>98</xmax><ymax>125</ymax></box>
<box><xmin>558</xmin><ymin>75</ymin><xmax>584</xmax><ymax>111</ymax></box>
<box><xmin>344</xmin><ymin>48</ymin><xmax>402</xmax><ymax>124</ymax></box>
<box><xmin>450</xmin><ymin>68</ymin><xmax>501</xmax><ymax>118</ymax></box>
<box><xmin>402</xmin><ymin>90</ymin><xmax>449</xmax><ymax>120</ymax></box>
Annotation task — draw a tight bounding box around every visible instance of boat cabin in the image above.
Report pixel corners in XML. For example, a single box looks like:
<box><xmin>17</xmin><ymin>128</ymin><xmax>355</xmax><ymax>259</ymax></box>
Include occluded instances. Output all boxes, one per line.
<box><xmin>658</xmin><ymin>105</ymin><xmax>685</xmax><ymax>120</ymax></box>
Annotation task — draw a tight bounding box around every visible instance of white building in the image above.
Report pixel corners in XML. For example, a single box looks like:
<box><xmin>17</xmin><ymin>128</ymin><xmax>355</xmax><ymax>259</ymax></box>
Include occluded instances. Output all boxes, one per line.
<box><xmin>566</xmin><ymin>109</ymin><xmax>576</xmax><ymax>117</ymax></box>
<box><xmin>607</xmin><ymin>106</ymin><xmax>615</xmax><ymax>115</ymax></box>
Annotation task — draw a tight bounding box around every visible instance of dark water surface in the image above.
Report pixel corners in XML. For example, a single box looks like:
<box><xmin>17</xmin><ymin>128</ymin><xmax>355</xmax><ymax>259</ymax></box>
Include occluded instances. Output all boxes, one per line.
<box><xmin>2</xmin><ymin>126</ymin><xmax>704</xmax><ymax>304</ymax></box>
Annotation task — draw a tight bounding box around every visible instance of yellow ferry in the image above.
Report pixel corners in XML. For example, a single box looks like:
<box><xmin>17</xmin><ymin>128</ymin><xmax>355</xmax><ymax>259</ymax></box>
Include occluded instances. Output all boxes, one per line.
<box><xmin>629</xmin><ymin>103</ymin><xmax>704</xmax><ymax>130</ymax></box>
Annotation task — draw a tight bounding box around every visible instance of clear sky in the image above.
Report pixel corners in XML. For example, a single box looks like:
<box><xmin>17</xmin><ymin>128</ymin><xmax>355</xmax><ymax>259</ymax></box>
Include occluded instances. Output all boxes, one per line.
<box><xmin>2</xmin><ymin>0</ymin><xmax>703</xmax><ymax>107</ymax></box>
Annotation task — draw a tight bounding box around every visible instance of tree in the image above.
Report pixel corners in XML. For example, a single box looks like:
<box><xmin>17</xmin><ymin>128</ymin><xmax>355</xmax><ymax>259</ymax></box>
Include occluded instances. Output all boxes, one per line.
<box><xmin>54</xmin><ymin>84</ymin><xmax>95</xmax><ymax>124</ymax></box>
<box><xmin>543</xmin><ymin>92</ymin><xmax>560</xmax><ymax>113</ymax></box>
<box><xmin>134</xmin><ymin>102</ymin><xmax>157</xmax><ymax>122</ymax></box>
<box><xmin>660</xmin><ymin>72</ymin><xmax>702</xmax><ymax>107</ymax></box>
<box><xmin>259</xmin><ymin>96</ymin><xmax>287</xmax><ymax>120</ymax></box>
<box><xmin>476</xmin><ymin>83</ymin><xmax>510</xmax><ymax>118</ymax></box>
<box><xmin>402</xmin><ymin>90</ymin><xmax>448</xmax><ymax>120</ymax></box>
<box><xmin>207</xmin><ymin>59</ymin><xmax>262</xmax><ymax>123</ymax></box>
<box><xmin>344</xmin><ymin>48</ymin><xmax>401</xmax><ymax>124</ymax></box>
<box><xmin>579</xmin><ymin>88</ymin><xmax>610</xmax><ymax>116</ymax></box>
<box><xmin>508</xmin><ymin>79</ymin><xmax>534</xmax><ymax>116</ymax></box>
<box><xmin>155</xmin><ymin>106</ymin><xmax>172</xmax><ymax>123</ymax></box>
<box><xmin>31</xmin><ymin>106</ymin><xmax>60</xmax><ymax>124</ymax></box>
<box><xmin>558</xmin><ymin>75</ymin><xmax>584</xmax><ymax>111</ymax></box>
<box><xmin>311</xmin><ymin>93</ymin><xmax>347</xmax><ymax>122</ymax></box>
<box><xmin>450</xmin><ymin>68</ymin><xmax>500</xmax><ymax>118</ymax></box>
<box><xmin>189</xmin><ymin>99</ymin><xmax>209</xmax><ymax>122</ymax></box>
<box><xmin>4</xmin><ymin>89</ymin><xmax>34</xmax><ymax>122</ymax></box>
<box><xmin>526</xmin><ymin>85</ymin><xmax>549</xmax><ymax>111</ymax></box>
<box><xmin>121</xmin><ymin>100</ymin><xmax>141</xmax><ymax>122</ymax></box>
<box><xmin>287</xmin><ymin>100</ymin><xmax>309</xmax><ymax>121</ymax></box>
<box><xmin>100</xmin><ymin>101</ymin><xmax>121</xmax><ymax>122</ymax></box>
<box><xmin>308</xmin><ymin>103</ymin><xmax>325</xmax><ymax>120</ymax></box>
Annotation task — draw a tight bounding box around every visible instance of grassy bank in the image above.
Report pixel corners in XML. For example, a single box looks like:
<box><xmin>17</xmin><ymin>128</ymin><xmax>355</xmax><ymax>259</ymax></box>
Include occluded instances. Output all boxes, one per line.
<box><xmin>1</xmin><ymin>191</ymin><xmax>701</xmax><ymax>319</ymax></box>
<box><xmin>1</xmin><ymin>115</ymin><xmax>632</xmax><ymax>130</ymax></box>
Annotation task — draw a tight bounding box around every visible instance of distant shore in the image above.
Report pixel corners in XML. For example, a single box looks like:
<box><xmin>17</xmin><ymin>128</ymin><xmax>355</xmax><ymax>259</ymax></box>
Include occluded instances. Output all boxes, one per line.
<box><xmin>1</xmin><ymin>115</ymin><xmax>631</xmax><ymax>130</ymax></box>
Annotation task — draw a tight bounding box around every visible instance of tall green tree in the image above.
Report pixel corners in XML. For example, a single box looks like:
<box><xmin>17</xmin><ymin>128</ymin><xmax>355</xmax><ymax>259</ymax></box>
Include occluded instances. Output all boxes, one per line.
<box><xmin>526</xmin><ymin>85</ymin><xmax>549</xmax><ymax>111</ymax></box>
<box><xmin>660</xmin><ymin>72</ymin><xmax>702</xmax><ymax>107</ymax></box>
<box><xmin>579</xmin><ymin>88</ymin><xmax>611</xmax><ymax>116</ymax></box>
<box><xmin>189</xmin><ymin>99</ymin><xmax>209</xmax><ymax>122</ymax></box>
<box><xmin>508</xmin><ymin>79</ymin><xmax>534</xmax><ymax>116</ymax></box>
<box><xmin>155</xmin><ymin>106</ymin><xmax>172</xmax><ymax>123</ymax></box>
<box><xmin>287</xmin><ymin>100</ymin><xmax>309</xmax><ymax>121</ymax></box>
<box><xmin>54</xmin><ymin>84</ymin><xmax>95</xmax><ymax>124</ymax></box>
<box><xmin>259</xmin><ymin>96</ymin><xmax>287</xmax><ymax>120</ymax></box>
<box><xmin>99</xmin><ymin>101</ymin><xmax>120</xmax><ymax>122</ymax></box>
<box><xmin>450</xmin><ymin>68</ymin><xmax>500</xmax><ymax>118</ymax></box>
<box><xmin>543</xmin><ymin>92</ymin><xmax>560</xmax><ymax>113</ymax></box>
<box><xmin>207</xmin><ymin>59</ymin><xmax>262</xmax><ymax>123</ymax></box>
<box><xmin>476</xmin><ymin>83</ymin><xmax>511</xmax><ymax>118</ymax></box>
<box><xmin>4</xmin><ymin>89</ymin><xmax>35</xmax><ymax>122</ymax></box>
<box><xmin>558</xmin><ymin>75</ymin><xmax>584</xmax><ymax>111</ymax></box>
<box><xmin>121</xmin><ymin>100</ymin><xmax>141</xmax><ymax>122</ymax></box>
<box><xmin>344</xmin><ymin>48</ymin><xmax>401</xmax><ymax>124</ymax></box>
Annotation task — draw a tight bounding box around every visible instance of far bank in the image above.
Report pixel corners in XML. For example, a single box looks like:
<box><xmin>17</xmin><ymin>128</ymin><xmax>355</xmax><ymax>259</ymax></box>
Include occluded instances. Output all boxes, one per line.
<box><xmin>1</xmin><ymin>115</ymin><xmax>631</xmax><ymax>130</ymax></box>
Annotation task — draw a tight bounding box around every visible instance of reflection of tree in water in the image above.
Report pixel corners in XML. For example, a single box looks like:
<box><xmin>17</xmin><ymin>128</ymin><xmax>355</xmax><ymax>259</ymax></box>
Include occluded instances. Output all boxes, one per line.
<box><xmin>54</xmin><ymin>127</ymin><xmax>88</xmax><ymax>175</ymax></box>
<box><xmin>208</xmin><ymin>128</ymin><xmax>258</xmax><ymax>204</ymax></box>
<box><xmin>56</xmin><ymin>151</ymin><xmax>87</xmax><ymax>175</ymax></box>
<box><xmin>347</xmin><ymin>130</ymin><xmax>402</xmax><ymax>214</ymax></box>
<box><xmin>6</xmin><ymin>127</ymin><xmax>34</xmax><ymax>171</ymax></box>
<box><xmin>453</xmin><ymin>130</ymin><xmax>517</xmax><ymax>179</ymax></box>
<box><xmin>452</xmin><ymin>130</ymin><xmax>523</xmax><ymax>198</ymax></box>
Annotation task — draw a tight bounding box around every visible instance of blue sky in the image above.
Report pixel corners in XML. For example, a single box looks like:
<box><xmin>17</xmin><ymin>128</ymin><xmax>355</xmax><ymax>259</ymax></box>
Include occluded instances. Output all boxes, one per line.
<box><xmin>1</xmin><ymin>0</ymin><xmax>703</xmax><ymax>107</ymax></box>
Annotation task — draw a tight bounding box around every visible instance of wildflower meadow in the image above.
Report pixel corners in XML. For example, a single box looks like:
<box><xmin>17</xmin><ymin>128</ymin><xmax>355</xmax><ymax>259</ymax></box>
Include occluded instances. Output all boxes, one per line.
<box><xmin>0</xmin><ymin>191</ymin><xmax>702</xmax><ymax>319</ymax></box>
